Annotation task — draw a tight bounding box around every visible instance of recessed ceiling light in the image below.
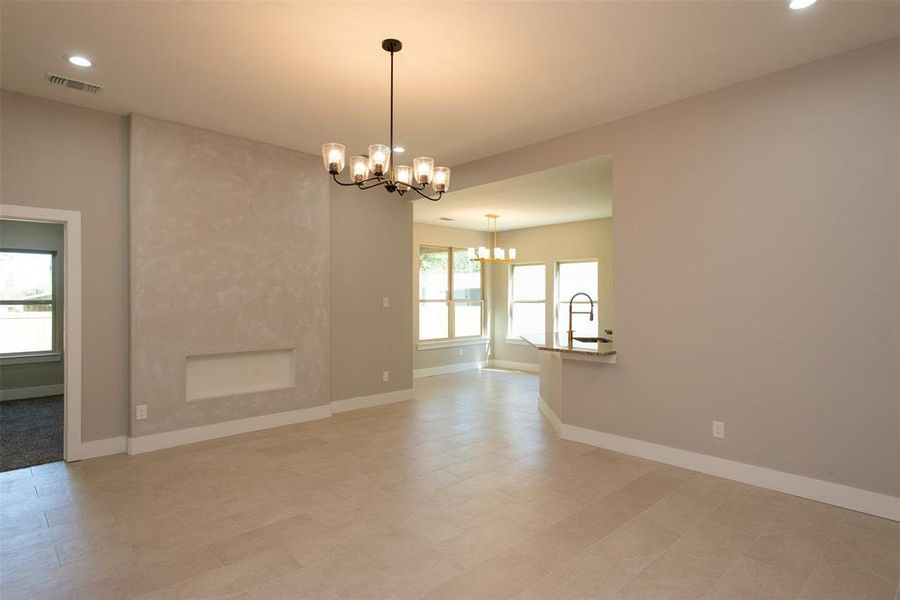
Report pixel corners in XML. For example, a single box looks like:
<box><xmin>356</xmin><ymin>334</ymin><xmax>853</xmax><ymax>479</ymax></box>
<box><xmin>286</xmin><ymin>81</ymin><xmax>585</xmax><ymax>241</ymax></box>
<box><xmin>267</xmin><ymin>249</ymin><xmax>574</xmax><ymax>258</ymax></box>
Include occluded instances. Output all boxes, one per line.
<box><xmin>393</xmin><ymin>146</ymin><xmax>405</xmax><ymax>153</ymax></box>
<box><xmin>67</xmin><ymin>55</ymin><xmax>93</xmax><ymax>68</ymax></box>
<box><xmin>789</xmin><ymin>0</ymin><xmax>817</xmax><ymax>9</ymax></box>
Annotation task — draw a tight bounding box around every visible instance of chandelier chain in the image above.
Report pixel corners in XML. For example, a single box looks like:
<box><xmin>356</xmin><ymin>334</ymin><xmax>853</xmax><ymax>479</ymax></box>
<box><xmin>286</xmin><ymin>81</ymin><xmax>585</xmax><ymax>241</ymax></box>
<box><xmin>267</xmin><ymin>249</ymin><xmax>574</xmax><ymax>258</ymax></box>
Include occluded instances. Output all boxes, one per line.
<box><xmin>390</xmin><ymin>49</ymin><xmax>394</xmax><ymax>159</ymax></box>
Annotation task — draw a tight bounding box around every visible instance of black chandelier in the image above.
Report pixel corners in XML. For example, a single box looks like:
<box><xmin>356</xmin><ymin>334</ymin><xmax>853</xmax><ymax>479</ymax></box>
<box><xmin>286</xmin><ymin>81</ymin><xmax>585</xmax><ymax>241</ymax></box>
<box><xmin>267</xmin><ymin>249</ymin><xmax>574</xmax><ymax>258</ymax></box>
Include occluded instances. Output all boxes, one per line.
<box><xmin>322</xmin><ymin>39</ymin><xmax>450</xmax><ymax>202</ymax></box>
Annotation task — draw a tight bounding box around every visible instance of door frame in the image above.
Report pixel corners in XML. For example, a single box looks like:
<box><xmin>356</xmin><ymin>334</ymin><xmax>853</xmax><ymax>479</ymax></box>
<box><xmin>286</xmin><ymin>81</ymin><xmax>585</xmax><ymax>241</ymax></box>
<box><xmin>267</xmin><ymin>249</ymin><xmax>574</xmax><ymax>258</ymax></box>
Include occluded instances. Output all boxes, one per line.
<box><xmin>1</xmin><ymin>204</ymin><xmax>83</xmax><ymax>461</ymax></box>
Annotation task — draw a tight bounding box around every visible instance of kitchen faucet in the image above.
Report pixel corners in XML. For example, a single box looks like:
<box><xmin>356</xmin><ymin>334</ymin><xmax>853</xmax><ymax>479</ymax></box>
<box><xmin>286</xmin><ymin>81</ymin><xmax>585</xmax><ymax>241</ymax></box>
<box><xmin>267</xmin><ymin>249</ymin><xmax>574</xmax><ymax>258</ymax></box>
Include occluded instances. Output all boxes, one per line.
<box><xmin>567</xmin><ymin>292</ymin><xmax>595</xmax><ymax>349</ymax></box>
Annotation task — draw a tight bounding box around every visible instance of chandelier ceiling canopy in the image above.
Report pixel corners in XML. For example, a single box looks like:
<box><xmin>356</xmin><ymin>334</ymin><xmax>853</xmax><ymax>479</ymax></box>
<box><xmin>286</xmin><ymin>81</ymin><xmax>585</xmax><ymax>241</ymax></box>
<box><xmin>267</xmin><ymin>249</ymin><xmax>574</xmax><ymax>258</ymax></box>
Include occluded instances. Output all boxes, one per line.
<box><xmin>322</xmin><ymin>39</ymin><xmax>449</xmax><ymax>202</ymax></box>
<box><xmin>468</xmin><ymin>214</ymin><xmax>517</xmax><ymax>262</ymax></box>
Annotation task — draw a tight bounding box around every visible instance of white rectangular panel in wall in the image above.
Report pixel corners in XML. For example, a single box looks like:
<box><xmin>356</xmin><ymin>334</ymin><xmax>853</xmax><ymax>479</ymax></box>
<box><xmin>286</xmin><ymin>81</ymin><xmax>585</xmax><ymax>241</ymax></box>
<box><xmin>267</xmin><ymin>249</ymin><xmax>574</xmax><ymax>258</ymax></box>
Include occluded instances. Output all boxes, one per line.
<box><xmin>185</xmin><ymin>349</ymin><xmax>295</xmax><ymax>401</ymax></box>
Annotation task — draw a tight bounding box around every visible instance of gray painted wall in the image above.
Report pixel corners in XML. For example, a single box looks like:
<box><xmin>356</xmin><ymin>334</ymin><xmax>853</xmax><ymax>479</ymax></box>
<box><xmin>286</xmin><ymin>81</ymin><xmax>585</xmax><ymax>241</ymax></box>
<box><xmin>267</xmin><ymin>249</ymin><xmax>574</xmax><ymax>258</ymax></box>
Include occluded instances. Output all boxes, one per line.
<box><xmin>330</xmin><ymin>185</ymin><xmax>413</xmax><ymax>400</ymax></box>
<box><xmin>0</xmin><ymin>219</ymin><xmax>65</xmax><ymax>393</ymax></box>
<box><xmin>453</xmin><ymin>39</ymin><xmax>900</xmax><ymax>496</ymax></box>
<box><xmin>0</xmin><ymin>91</ymin><xmax>130</xmax><ymax>442</ymax></box>
<box><xmin>129</xmin><ymin>115</ymin><xmax>329</xmax><ymax>437</ymax></box>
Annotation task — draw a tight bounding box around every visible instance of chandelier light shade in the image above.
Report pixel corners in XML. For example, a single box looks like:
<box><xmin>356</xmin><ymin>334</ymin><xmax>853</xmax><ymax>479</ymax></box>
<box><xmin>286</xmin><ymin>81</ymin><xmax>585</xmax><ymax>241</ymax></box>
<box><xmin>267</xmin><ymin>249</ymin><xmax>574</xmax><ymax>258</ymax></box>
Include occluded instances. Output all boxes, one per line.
<box><xmin>322</xmin><ymin>143</ymin><xmax>346</xmax><ymax>174</ymax></box>
<box><xmin>350</xmin><ymin>155</ymin><xmax>369</xmax><ymax>182</ymax></box>
<box><xmin>414</xmin><ymin>157</ymin><xmax>434</xmax><ymax>184</ymax></box>
<box><xmin>368</xmin><ymin>144</ymin><xmax>391</xmax><ymax>176</ymax></box>
<box><xmin>468</xmin><ymin>214</ymin><xmax>517</xmax><ymax>262</ymax></box>
<box><xmin>432</xmin><ymin>167</ymin><xmax>451</xmax><ymax>193</ymax></box>
<box><xmin>322</xmin><ymin>39</ymin><xmax>449</xmax><ymax>201</ymax></box>
<box><xmin>393</xmin><ymin>165</ymin><xmax>413</xmax><ymax>189</ymax></box>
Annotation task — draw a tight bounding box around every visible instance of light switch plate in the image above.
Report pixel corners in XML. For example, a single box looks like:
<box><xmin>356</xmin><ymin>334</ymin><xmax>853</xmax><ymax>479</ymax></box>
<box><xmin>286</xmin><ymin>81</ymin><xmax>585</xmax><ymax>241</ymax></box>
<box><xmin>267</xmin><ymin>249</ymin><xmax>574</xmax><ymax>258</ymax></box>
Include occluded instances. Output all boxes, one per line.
<box><xmin>382</xmin><ymin>371</ymin><xmax>390</xmax><ymax>383</ymax></box>
<box><xmin>382</xmin><ymin>297</ymin><xmax>390</xmax><ymax>308</ymax></box>
<box><xmin>712</xmin><ymin>420</ymin><xmax>725</xmax><ymax>439</ymax></box>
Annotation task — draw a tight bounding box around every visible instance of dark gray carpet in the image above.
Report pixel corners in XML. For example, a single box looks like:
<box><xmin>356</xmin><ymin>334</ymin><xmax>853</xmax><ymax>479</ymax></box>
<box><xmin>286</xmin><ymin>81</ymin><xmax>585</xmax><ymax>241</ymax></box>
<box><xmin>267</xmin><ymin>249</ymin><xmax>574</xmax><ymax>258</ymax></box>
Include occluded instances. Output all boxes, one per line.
<box><xmin>0</xmin><ymin>395</ymin><xmax>63</xmax><ymax>472</ymax></box>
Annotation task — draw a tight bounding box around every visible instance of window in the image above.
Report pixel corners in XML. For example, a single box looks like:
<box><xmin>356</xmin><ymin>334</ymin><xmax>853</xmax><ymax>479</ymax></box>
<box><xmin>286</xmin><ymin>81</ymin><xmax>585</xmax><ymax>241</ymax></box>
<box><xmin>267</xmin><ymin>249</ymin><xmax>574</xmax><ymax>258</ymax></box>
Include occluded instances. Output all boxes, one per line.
<box><xmin>0</xmin><ymin>250</ymin><xmax>56</xmax><ymax>355</ymax></box>
<box><xmin>509</xmin><ymin>263</ymin><xmax>545</xmax><ymax>338</ymax></box>
<box><xmin>418</xmin><ymin>246</ymin><xmax>483</xmax><ymax>341</ymax></box>
<box><xmin>556</xmin><ymin>260</ymin><xmax>599</xmax><ymax>337</ymax></box>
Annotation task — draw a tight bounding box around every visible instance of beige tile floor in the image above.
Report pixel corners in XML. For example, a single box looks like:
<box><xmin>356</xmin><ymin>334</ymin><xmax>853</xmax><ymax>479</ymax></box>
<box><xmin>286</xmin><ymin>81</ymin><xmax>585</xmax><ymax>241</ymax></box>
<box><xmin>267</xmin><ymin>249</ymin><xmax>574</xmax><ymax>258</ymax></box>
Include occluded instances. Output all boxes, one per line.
<box><xmin>1</xmin><ymin>369</ymin><xmax>899</xmax><ymax>599</ymax></box>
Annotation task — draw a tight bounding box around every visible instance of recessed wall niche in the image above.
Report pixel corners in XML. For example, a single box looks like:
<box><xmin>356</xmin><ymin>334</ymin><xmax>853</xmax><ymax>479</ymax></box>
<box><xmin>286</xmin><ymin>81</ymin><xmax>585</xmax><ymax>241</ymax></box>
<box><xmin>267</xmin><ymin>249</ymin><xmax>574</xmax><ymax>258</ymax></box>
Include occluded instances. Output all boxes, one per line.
<box><xmin>185</xmin><ymin>349</ymin><xmax>295</xmax><ymax>402</ymax></box>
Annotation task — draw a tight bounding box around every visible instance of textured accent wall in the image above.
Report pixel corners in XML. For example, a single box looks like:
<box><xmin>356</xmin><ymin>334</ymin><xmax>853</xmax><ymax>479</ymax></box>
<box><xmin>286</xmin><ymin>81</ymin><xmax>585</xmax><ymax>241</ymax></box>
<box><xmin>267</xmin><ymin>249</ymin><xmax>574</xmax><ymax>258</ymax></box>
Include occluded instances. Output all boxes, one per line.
<box><xmin>129</xmin><ymin>115</ymin><xmax>328</xmax><ymax>437</ymax></box>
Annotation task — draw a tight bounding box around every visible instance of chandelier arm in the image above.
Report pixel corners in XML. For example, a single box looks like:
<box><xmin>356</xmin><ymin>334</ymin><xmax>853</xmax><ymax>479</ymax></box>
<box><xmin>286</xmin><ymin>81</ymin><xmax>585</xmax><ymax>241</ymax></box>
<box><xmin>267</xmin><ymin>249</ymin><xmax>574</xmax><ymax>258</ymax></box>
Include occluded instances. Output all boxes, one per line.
<box><xmin>410</xmin><ymin>187</ymin><xmax>443</xmax><ymax>202</ymax></box>
<box><xmin>331</xmin><ymin>172</ymin><xmax>388</xmax><ymax>189</ymax></box>
<box><xmin>330</xmin><ymin>172</ymin><xmax>365</xmax><ymax>187</ymax></box>
<box><xmin>357</xmin><ymin>179</ymin><xmax>390</xmax><ymax>191</ymax></box>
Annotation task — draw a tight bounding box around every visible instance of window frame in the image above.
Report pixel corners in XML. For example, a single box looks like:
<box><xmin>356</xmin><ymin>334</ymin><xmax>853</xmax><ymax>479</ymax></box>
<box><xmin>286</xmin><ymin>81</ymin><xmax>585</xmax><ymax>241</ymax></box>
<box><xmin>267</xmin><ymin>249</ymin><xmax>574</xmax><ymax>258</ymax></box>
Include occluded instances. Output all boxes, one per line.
<box><xmin>0</xmin><ymin>248</ymin><xmax>60</xmax><ymax>358</ymax></box>
<box><xmin>507</xmin><ymin>261</ymin><xmax>547</xmax><ymax>341</ymax></box>
<box><xmin>554</xmin><ymin>258</ymin><xmax>600</xmax><ymax>335</ymax></box>
<box><xmin>417</xmin><ymin>245</ymin><xmax>485</xmax><ymax>343</ymax></box>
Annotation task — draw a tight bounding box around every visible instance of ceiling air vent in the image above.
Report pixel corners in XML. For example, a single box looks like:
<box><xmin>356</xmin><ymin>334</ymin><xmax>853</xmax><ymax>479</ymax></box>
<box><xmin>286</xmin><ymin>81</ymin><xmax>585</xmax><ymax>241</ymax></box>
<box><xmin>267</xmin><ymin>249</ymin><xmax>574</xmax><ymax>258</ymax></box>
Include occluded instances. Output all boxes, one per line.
<box><xmin>46</xmin><ymin>73</ymin><xmax>103</xmax><ymax>94</ymax></box>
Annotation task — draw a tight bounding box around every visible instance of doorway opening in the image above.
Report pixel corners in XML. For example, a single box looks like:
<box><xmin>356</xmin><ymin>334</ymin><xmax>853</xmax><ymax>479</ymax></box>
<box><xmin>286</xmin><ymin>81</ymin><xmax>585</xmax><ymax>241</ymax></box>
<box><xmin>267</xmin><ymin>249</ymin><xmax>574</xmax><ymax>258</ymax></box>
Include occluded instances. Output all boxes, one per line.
<box><xmin>0</xmin><ymin>205</ymin><xmax>82</xmax><ymax>467</ymax></box>
<box><xmin>0</xmin><ymin>221</ymin><xmax>64</xmax><ymax>470</ymax></box>
<box><xmin>411</xmin><ymin>155</ymin><xmax>614</xmax><ymax>377</ymax></box>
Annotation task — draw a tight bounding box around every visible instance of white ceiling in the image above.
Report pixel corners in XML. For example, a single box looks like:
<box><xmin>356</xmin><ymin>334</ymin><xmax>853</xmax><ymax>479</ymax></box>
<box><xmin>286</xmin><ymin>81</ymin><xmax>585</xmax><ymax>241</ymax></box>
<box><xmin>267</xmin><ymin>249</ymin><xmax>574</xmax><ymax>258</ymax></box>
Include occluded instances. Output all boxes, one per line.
<box><xmin>414</xmin><ymin>156</ymin><xmax>611</xmax><ymax>231</ymax></box>
<box><xmin>2</xmin><ymin>2</ymin><xmax>898</xmax><ymax>168</ymax></box>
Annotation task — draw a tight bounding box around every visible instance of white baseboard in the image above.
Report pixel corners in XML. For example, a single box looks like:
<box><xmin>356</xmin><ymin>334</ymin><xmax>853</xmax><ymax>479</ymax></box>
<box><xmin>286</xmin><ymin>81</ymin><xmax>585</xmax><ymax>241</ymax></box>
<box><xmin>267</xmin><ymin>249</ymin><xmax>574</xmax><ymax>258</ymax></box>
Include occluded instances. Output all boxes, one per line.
<box><xmin>330</xmin><ymin>388</ymin><xmax>414</xmax><ymax>413</ymax></box>
<box><xmin>127</xmin><ymin>404</ymin><xmax>332</xmax><ymax>455</ymax></box>
<box><xmin>125</xmin><ymin>388</ymin><xmax>416</xmax><ymax>456</ymax></box>
<box><xmin>414</xmin><ymin>361</ymin><xmax>486</xmax><ymax>379</ymax></box>
<box><xmin>0</xmin><ymin>384</ymin><xmax>64</xmax><ymax>401</ymax></box>
<box><xmin>411</xmin><ymin>360</ymin><xmax>538</xmax><ymax>378</ymax></box>
<box><xmin>559</xmin><ymin>422</ymin><xmax>900</xmax><ymax>522</ymax></box>
<box><xmin>487</xmin><ymin>360</ymin><xmax>539</xmax><ymax>373</ymax></box>
<box><xmin>80</xmin><ymin>436</ymin><xmax>127</xmax><ymax>460</ymax></box>
<box><xmin>537</xmin><ymin>396</ymin><xmax>562</xmax><ymax>435</ymax></box>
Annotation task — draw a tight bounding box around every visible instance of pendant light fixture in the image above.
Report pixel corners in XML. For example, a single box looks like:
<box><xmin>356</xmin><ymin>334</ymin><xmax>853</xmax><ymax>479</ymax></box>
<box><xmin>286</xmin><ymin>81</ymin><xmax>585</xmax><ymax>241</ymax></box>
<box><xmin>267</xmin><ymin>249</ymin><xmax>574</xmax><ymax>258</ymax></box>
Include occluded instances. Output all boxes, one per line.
<box><xmin>467</xmin><ymin>214</ymin><xmax>517</xmax><ymax>262</ymax></box>
<box><xmin>322</xmin><ymin>39</ymin><xmax>450</xmax><ymax>202</ymax></box>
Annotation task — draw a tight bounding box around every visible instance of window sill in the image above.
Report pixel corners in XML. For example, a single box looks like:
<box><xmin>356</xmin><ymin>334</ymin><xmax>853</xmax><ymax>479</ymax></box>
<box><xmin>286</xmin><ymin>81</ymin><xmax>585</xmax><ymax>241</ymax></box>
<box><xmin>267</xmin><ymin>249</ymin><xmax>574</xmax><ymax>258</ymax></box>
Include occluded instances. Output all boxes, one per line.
<box><xmin>504</xmin><ymin>338</ymin><xmax>533</xmax><ymax>346</ymax></box>
<box><xmin>0</xmin><ymin>353</ymin><xmax>62</xmax><ymax>366</ymax></box>
<box><xmin>417</xmin><ymin>337</ymin><xmax>490</xmax><ymax>351</ymax></box>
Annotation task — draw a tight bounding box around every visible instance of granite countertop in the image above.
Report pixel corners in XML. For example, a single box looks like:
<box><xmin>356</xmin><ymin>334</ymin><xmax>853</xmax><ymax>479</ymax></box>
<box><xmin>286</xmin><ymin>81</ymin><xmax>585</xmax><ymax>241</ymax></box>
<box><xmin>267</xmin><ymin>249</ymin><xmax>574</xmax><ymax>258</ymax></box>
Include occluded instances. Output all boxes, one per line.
<box><xmin>519</xmin><ymin>332</ymin><xmax>617</xmax><ymax>357</ymax></box>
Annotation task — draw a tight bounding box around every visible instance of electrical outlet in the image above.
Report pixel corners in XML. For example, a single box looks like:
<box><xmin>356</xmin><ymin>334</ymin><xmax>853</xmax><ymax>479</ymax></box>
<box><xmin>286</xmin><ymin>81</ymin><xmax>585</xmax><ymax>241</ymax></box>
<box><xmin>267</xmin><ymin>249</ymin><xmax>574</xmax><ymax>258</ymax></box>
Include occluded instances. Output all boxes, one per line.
<box><xmin>136</xmin><ymin>404</ymin><xmax>148</xmax><ymax>420</ymax></box>
<box><xmin>458</xmin><ymin>348</ymin><xmax>464</xmax><ymax>357</ymax></box>
<box><xmin>712</xmin><ymin>420</ymin><xmax>725</xmax><ymax>439</ymax></box>
<box><xmin>382</xmin><ymin>370</ymin><xmax>390</xmax><ymax>383</ymax></box>
<box><xmin>382</xmin><ymin>297</ymin><xmax>390</xmax><ymax>308</ymax></box>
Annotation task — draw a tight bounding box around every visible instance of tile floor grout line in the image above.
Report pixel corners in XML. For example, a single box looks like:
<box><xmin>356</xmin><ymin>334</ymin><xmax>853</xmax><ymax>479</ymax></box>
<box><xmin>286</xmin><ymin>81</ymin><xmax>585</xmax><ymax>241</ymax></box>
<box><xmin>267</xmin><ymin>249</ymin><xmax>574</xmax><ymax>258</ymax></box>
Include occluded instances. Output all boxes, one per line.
<box><xmin>794</xmin><ymin>506</ymin><xmax>848</xmax><ymax>599</ymax></box>
<box><xmin>699</xmin><ymin>495</ymin><xmax>803</xmax><ymax>599</ymax></box>
<box><xmin>522</xmin><ymin>475</ymin><xmax>682</xmax><ymax>598</ymax></box>
<box><xmin>614</xmin><ymin>484</ymin><xmax>734</xmax><ymax>598</ymax></box>
<box><xmin>51</xmin><ymin>540</ymin><xmax>62</xmax><ymax>567</ymax></box>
